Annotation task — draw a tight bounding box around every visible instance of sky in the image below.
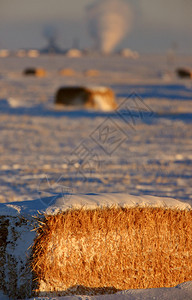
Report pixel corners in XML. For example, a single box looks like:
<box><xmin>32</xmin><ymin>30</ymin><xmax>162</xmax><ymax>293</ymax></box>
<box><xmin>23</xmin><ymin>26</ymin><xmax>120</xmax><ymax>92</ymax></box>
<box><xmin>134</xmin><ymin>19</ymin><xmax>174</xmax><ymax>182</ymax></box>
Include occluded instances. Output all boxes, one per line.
<box><xmin>0</xmin><ymin>0</ymin><xmax>192</xmax><ymax>53</ymax></box>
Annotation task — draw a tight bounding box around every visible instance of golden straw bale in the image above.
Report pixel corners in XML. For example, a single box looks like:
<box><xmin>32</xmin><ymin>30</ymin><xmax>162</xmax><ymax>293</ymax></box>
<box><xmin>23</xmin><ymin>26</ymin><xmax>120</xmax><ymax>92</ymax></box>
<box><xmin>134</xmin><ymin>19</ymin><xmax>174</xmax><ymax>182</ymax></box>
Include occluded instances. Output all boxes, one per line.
<box><xmin>36</xmin><ymin>68</ymin><xmax>46</xmax><ymax>77</ymax></box>
<box><xmin>1</xmin><ymin>204</ymin><xmax>192</xmax><ymax>298</ymax></box>
<box><xmin>32</xmin><ymin>207</ymin><xmax>192</xmax><ymax>297</ymax></box>
<box><xmin>59</xmin><ymin>68</ymin><xmax>76</xmax><ymax>76</ymax></box>
<box><xmin>84</xmin><ymin>69</ymin><xmax>100</xmax><ymax>77</ymax></box>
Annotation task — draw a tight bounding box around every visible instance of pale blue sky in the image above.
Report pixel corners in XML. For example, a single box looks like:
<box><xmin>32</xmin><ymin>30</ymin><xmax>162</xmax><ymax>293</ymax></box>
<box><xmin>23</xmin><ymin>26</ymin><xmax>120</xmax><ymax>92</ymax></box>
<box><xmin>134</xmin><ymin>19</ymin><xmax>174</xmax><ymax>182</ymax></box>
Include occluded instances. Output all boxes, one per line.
<box><xmin>0</xmin><ymin>0</ymin><xmax>191</xmax><ymax>53</ymax></box>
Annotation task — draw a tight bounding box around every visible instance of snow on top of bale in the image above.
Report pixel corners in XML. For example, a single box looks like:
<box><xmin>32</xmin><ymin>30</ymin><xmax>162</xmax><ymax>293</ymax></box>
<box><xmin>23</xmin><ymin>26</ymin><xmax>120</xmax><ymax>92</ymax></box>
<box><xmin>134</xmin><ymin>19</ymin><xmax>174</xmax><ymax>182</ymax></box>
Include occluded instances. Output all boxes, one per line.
<box><xmin>87</xmin><ymin>86</ymin><xmax>108</xmax><ymax>92</ymax></box>
<box><xmin>0</xmin><ymin>193</ymin><xmax>191</xmax><ymax>217</ymax></box>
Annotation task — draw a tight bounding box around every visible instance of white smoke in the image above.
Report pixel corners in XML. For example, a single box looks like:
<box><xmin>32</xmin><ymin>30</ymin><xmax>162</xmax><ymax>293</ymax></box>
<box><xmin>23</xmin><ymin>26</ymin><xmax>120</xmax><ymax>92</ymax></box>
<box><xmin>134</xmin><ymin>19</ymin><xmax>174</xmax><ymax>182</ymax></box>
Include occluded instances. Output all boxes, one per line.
<box><xmin>87</xmin><ymin>0</ymin><xmax>133</xmax><ymax>54</ymax></box>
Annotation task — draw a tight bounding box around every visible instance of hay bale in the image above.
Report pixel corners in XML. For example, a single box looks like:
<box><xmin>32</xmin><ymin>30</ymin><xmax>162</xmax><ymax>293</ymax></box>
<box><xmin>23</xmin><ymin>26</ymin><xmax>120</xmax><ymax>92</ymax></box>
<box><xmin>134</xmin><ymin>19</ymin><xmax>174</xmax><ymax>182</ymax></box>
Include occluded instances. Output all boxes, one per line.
<box><xmin>65</xmin><ymin>49</ymin><xmax>82</xmax><ymax>57</ymax></box>
<box><xmin>54</xmin><ymin>86</ymin><xmax>117</xmax><ymax>111</ymax></box>
<box><xmin>120</xmin><ymin>49</ymin><xmax>139</xmax><ymax>59</ymax></box>
<box><xmin>176</xmin><ymin>68</ymin><xmax>192</xmax><ymax>79</ymax></box>
<box><xmin>23</xmin><ymin>68</ymin><xmax>46</xmax><ymax>77</ymax></box>
<box><xmin>0</xmin><ymin>194</ymin><xmax>192</xmax><ymax>298</ymax></box>
<box><xmin>32</xmin><ymin>207</ymin><xmax>192</xmax><ymax>296</ymax></box>
<box><xmin>36</xmin><ymin>68</ymin><xmax>46</xmax><ymax>77</ymax></box>
<box><xmin>84</xmin><ymin>69</ymin><xmax>100</xmax><ymax>77</ymax></box>
<box><xmin>59</xmin><ymin>68</ymin><xmax>76</xmax><ymax>76</ymax></box>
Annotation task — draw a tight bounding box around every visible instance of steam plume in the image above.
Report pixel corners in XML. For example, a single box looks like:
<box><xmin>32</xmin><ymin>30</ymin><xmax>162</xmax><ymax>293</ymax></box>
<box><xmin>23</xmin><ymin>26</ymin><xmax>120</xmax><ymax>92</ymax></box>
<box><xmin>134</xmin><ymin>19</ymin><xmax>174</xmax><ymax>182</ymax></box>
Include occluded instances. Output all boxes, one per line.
<box><xmin>87</xmin><ymin>0</ymin><xmax>133</xmax><ymax>53</ymax></box>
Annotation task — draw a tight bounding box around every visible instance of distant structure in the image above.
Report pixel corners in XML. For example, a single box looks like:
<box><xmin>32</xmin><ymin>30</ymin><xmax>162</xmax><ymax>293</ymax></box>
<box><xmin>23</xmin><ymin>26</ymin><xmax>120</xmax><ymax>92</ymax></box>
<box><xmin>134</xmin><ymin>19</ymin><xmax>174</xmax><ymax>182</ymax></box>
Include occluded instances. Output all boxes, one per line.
<box><xmin>41</xmin><ymin>25</ymin><xmax>63</xmax><ymax>54</ymax></box>
<box><xmin>41</xmin><ymin>40</ymin><xmax>63</xmax><ymax>54</ymax></box>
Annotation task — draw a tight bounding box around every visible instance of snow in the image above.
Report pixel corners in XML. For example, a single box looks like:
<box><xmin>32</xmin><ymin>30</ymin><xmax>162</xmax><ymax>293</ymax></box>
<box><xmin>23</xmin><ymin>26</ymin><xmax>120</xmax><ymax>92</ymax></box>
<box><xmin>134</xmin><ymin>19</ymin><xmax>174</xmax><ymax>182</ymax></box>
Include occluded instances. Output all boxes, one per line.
<box><xmin>1</xmin><ymin>54</ymin><xmax>192</xmax><ymax>299</ymax></box>
<box><xmin>0</xmin><ymin>193</ymin><xmax>191</xmax><ymax>217</ymax></box>
<box><xmin>0</xmin><ymin>291</ymin><xmax>9</xmax><ymax>300</ymax></box>
<box><xmin>1</xmin><ymin>281</ymin><xmax>192</xmax><ymax>299</ymax></box>
<box><xmin>2</xmin><ymin>282</ymin><xmax>191</xmax><ymax>300</ymax></box>
<box><xmin>92</xmin><ymin>94</ymin><xmax>114</xmax><ymax>111</ymax></box>
<box><xmin>24</xmin><ymin>282</ymin><xmax>192</xmax><ymax>299</ymax></box>
<box><xmin>5</xmin><ymin>217</ymin><xmax>35</xmax><ymax>294</ymax></box>
<box><xmin>88</xmin><ymin>86</ymin><xmax>108</xmax><ymax>92</ymax></box>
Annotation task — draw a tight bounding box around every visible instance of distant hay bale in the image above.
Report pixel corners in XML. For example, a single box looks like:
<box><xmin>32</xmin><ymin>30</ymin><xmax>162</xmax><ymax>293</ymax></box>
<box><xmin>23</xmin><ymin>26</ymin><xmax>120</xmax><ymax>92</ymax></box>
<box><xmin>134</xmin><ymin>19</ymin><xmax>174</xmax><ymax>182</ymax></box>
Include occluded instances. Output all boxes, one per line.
<box><xmin>54</xmin><ymin>86</ymin><xmax>117</xmax><ymax>111</ymax></box>
<box><xmin>176</xmin><ymin>68</ymin><xmax>192</xmax><ymax>79</ymax></box>
<box><xmin>32</xmin><ymin>207</ymin><xmax>192</xmax><ymax>296</ymax></box>
<box><xmin>120</xmin><ymin>49</ymin><xmax>139</xmax><ymax>59</ymax></box>
<box><xmin>65</xmin><ymin>49</ymin><xmax>82</xmax><ymax>58</ymax></box>
<box><xmin>27</xmin><ymin>50</ymin><xmax>40</xmax><ymax>58</ymax></box>
<box><xmin>23</xmin><ymin>68</ymin><xmax>46</xmax><ymax>77</ymax></box>
<box><xmin>84</xmin><ymin>69</ymin><xmax>100</xmax><ymax>77</ymax></box>
<box><xmin>59</xmin><ymin>68</ymin><xmax>76</xmax><ymax>76</ymax></box>
<box><xmin>0</xmin><ymin>49</ymin><xmax>10</xmax><ymax>58</ymax></box>
<box><xmin>23</xmin><ymin>68</ymin><xmax>36</xmax><ymax>76</ymax></box>
<box><xmin>36</xmin><ymin>68</ymin><xmax>46</xmax><ymax>77</ymax></box>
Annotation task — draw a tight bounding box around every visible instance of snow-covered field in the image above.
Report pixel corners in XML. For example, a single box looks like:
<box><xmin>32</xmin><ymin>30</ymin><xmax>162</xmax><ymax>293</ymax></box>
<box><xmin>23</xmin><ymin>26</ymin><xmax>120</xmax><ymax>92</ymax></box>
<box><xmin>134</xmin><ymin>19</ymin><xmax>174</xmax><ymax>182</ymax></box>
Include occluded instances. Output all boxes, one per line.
<box><xmin>0</xmin><ymin>54</ymin><xmax>192</xmax><ymax>299</ymax></box>
<box><xmin>0</xmin><ymin>54</ymin><xmax>192</xmax><ymax>204</ymax></box>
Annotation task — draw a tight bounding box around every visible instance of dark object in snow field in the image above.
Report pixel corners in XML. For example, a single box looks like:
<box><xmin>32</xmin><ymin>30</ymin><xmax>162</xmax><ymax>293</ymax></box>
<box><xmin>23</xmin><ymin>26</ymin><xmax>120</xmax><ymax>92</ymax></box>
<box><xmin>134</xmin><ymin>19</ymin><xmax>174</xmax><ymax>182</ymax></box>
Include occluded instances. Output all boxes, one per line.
<box><xmin>176</xmin><ymin>68</ymin><xmax>192</xmax><ymax>79</ymax></box>
<box><xmin>23</xmin><ymin>68</ymin><xmax>46</xmax><ymax>77</ymax></box>
<box><xmin>54</xmin><ymin>86</ymin><xmax>117</xmax><ymax>111</ymax></box>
